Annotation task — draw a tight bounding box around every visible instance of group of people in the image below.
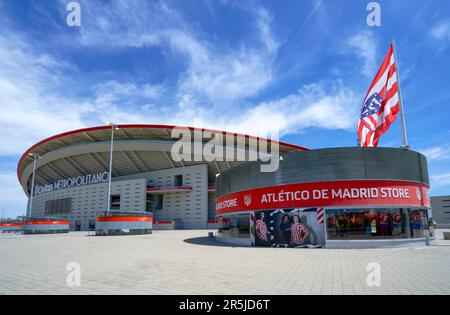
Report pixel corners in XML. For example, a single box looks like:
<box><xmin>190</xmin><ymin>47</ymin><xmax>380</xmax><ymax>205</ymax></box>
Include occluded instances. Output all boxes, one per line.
<box><xmin>255</xmin><ymin>212</ymin><xmax>310</xmax><ymax>247</ymax></box>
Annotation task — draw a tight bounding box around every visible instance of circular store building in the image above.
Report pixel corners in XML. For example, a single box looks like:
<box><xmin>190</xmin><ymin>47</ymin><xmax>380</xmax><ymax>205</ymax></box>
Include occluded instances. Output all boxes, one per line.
<box><xmin>18</xmin><ymin>124</ymin><xmax>304</xmax><ymax>231</ymax></box>
<box><xmin>215</xmin><ymin>147</ymin><xmax>433</xmax><ymax>248</ymax></box>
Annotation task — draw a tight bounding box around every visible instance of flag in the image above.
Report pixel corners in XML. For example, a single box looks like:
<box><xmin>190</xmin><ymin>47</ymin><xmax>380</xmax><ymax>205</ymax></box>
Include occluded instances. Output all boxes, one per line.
<box><xmin>358</xmin><ymin>44</ymin><xmax>401</xmax><ymax>147</ymax></box>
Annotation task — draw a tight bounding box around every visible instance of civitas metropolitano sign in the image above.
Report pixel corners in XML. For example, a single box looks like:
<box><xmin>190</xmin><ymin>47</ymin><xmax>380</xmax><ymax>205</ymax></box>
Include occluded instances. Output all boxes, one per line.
<box><xmin>34</xmin><ymin>171</ymin><xmax>110</xmax><ymax>195</ymax></box>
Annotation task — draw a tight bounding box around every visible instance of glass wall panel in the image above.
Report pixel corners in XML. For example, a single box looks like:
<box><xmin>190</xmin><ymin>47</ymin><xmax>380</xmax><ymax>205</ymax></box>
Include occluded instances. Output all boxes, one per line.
<box><xmin>217</xmin><ymin>214</ymin><xmax>250</xmax><ymax>239</ymax></box>
<box><xmin>326</xmin><ymin>208</ymin><xmax>428</xmax><ymax>240</ymax></box>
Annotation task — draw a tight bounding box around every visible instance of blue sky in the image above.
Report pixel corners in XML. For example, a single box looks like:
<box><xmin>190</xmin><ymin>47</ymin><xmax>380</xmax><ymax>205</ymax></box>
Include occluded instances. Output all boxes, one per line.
<box><xmin>0</xmin><ymin>0</ymin><xmax>450</xmax><ymax>218</ymax></box>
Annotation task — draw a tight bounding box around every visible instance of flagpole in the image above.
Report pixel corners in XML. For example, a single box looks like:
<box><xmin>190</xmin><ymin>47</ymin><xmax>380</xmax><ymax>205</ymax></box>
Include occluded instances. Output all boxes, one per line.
<box><xmin>392</xmin><ymin>39</ymin><xmax>409</xmax><ymax>149</ymax></box>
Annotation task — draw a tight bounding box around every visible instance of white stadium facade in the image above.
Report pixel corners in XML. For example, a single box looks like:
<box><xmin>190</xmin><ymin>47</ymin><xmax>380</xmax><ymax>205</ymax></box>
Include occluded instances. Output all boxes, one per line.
<box><xmin>17</xmin><ymin>124</ymin><xmax>305</xmax><ymax>231</ymax></box>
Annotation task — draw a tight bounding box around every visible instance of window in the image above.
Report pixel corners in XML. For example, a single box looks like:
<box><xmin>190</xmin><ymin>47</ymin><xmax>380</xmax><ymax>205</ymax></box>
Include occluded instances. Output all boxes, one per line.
<box><xmin>217</xmin><ymin>214</ymin><xmax>250</xmax><ymax>239</ymax></box>
<box><xmin>45</xmin><ymin>198</ymin><xmax>72</xmax><ymax>215</ymax></box>
<box><xmin>326</xmin><ymin>208</ymin><xmax>428</xmax><ymax>240</ymax></box>
<box><xmin>174</xmin><ymin>175</ymin><xmax>183</xmax><ymax>187</ymax></box>
<box><xmin>147</xmin><ymin>194</ymin><xmax>163</xmax><ymax>211</ymax></box>
<box><xmin>111</xmin><ymin>195</ymin><xmax>120</xmax><ymax>210</ymax></box>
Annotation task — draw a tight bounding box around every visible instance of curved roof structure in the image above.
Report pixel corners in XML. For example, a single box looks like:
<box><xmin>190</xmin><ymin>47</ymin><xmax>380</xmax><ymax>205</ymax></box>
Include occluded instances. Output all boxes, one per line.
<box><xmin>18</xmin><ymin>124</ymin><xmax>308</xmax><ymax>196</ymax></box>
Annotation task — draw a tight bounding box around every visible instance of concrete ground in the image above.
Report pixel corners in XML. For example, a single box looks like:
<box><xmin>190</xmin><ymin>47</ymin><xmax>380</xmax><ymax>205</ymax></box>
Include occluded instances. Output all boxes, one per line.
<box><xmin>0</xmin><ymin>229</ymin><xmax>449</xmax><ymax>295</ymax></box>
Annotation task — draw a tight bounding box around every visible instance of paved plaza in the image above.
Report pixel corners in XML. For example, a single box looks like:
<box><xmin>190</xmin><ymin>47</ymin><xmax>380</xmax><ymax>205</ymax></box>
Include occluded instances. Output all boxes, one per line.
<box><xmin>0</xmin><ymin>230</ymin><xmax>450</xmax><ymax>295</ymax></box>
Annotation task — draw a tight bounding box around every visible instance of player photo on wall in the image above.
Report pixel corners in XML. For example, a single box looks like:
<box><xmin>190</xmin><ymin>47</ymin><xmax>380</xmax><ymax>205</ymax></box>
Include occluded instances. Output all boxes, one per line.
<box><xmin>252</xmin><ymin>208</ymin><xmax>325</xmax><ymax>248</ymax></box>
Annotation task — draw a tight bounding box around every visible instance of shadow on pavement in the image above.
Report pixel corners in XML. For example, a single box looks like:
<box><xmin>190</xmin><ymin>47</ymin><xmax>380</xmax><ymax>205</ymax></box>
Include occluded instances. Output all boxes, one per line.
<box><xmin>183</xmin><ymin>236</ymin><xmax>247</xmax><ymax>248</ymax></box>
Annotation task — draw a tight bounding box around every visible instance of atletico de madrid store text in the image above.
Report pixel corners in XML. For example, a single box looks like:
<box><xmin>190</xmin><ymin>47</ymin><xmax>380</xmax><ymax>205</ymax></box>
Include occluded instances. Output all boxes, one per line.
<box><xmin>215</xmin><ymin>147</ymin><xmax>434</xmax><ymax>249</ymax></box>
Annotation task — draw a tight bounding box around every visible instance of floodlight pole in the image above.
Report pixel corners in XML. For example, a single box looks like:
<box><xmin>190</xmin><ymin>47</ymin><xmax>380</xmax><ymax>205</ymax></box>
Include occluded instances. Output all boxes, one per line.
<box><xmin>27</xmin><ymin>154</ymin><xmax>39</xmax><ymax>218</ymax></box>
<box><xmin>106</xmin><ymin>123</ymin><xmax>117</xmax><ymax>215</ymax></box>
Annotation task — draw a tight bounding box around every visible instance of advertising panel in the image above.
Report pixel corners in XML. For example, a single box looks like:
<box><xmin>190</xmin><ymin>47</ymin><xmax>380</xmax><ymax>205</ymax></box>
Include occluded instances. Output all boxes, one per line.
<box><xmin>216</xmin><ymin>180</ymin><xmax>431</xmax><ymax>216</ymax></box>
<box><xmin>251</xmin><ymin>208</ymin><xmax>325</xmax><ymax>248</ymax></box>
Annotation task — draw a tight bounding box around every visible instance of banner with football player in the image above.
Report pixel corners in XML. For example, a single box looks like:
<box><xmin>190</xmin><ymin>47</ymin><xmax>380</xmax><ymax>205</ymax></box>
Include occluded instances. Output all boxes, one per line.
<box><xmin>251</xmin><ymin>208</ymin><xmax>325</xmax><ymax>248</ymax></box>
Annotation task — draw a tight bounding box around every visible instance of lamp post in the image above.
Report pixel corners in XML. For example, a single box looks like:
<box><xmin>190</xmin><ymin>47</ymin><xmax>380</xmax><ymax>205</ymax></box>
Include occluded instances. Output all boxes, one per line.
<box><xmin>27</xmin><ymin>153</ymin><xmax>40</xmax><ymax>218</ymax></box>
<box><xmin>106</xmin><ymin>123</ymin><xmax>118</xmax><ymax>215</ymax></box>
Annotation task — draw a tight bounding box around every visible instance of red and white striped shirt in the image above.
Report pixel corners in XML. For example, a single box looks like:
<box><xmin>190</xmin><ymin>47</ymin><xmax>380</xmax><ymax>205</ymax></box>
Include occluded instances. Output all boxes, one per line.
<box><xmin>256</xmin><ymin>219</ymin><xmax>269</xmax><ymax>241</ymax></box>
<box><xmin>291</xmin><ymin>223</ymin><xmax>308</xmax><ymax>245</ymax></box>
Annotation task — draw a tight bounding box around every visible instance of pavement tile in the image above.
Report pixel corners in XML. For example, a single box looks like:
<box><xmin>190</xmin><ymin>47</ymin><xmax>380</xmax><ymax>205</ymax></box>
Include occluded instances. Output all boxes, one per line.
<box><xmin>0</xmin><ymin>230</ymin><xmax>449</xmax><ymax>295</ymax></box>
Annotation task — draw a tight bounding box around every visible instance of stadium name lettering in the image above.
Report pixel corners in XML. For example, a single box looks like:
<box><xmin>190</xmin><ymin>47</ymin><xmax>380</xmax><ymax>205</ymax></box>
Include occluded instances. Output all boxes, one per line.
<box><xmin>261</xmin><ymin>187</ymin><xmax>410</xmax><ymax>203</ymax></box>
<box><xmin>34</xmin><ymin>171</ymin><xmax>110</xmax><ymax>195</ymax></box>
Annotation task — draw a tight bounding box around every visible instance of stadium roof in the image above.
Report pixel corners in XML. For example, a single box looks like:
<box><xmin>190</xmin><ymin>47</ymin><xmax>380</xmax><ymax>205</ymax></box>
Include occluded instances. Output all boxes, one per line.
<box><xmin>18</xmin><ymin>124</ymin><xmax>308</xmax><ymax>195</ymax></box>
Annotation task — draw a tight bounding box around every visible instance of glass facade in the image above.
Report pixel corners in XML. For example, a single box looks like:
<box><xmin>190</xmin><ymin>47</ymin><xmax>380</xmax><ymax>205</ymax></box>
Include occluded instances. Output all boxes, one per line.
<box><xmin>45</xmin><ymin>198</ymin><xmax>72</xmax><ymax>215</ymax></box>
<box><xmin>217</xmin><ymin>214</ymin><xmax>250</xmax><ymax>239</ymax></box>
<box><xmin>325</xmin><ymin>208</ymin><xmax>429</xmax><ymax>240</ymax></box>
<box><xmin>216</xmin><ymin>208</ymin><xmax>432</xmax><ymax>245</ymax></box>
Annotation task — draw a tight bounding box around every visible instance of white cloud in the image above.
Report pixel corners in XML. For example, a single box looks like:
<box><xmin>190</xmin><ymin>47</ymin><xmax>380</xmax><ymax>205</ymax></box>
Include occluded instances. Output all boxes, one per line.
<box><xmin>347</xmin><ymin>31</ymin><xmax>378</xmax><ymax>78</ymax></box>
<box><xmin>0</xmin><ymin>33</ymin><xmax>92</xmax><ymax>155</ymax></box>
<box><xmin>0</xmin><ymin>31</ymin><xmax>169</xmax><ymax>156</ymax></box>
<box><xmin>430</xmin><ymin>20</ymin><xmax>450</xmax><ymax>40</ymax></box>
<box><xmin>0</xmin><ymin>2</ymin><xmax>362</xmax><ymax>157</ymax></box>
<box><xmin>94</xmin><ymin>81</ymin><xmax>165</xmax><ymax>105</ymax></box>
<box><xmin>177</xmin><ymin>48</ymin><xmax>274</xmax><ymax>103</ymax></box>
<box><xmin>174</xmin><ymin>7</ymin><xmax>279</xmax><ymax>104</ymax></box>
<box><xmin>224</xmin><ymin>82</ymin><xmax>358</xmax><ymax>136</ymax></box>
<box><xmin>256</xmin><ymin>7</ymin><xmax>280</xmax><ymax>54</ymax></box>
<box><xmin>166</xmin><ymin>81</ymin><xmax>358</xmax><ymax>138</ymax></box>
<box><xmin>73</xmin><ymin>1</ymin><xmax>279</xmax><ymax>106</ymax></box>
<box><xmin>419</xmin><ymin>146</ymin><xmax>450</xmax><ymax>161</ymax></box>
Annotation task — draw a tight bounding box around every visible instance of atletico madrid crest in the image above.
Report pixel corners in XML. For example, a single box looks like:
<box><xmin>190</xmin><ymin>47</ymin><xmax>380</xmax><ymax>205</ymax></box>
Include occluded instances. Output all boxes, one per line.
<box><xmin>361</xmin><ymin>92</ymin><xmax>382</xmax><ymax>118</ymax></box>
<box><xmin>244</xmin><ymin>194</ymin><xmax>252</xmax><ymax>206</ymax></box>
<box><xmin>416</xmin><ymin>188</ymin><xmax>422</xmax><ymax>201</ymax></box>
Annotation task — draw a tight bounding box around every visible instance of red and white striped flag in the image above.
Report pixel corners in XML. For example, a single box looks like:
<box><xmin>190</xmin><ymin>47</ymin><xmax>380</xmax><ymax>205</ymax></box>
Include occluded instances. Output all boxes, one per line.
<box><xmin>358</xmin><ymin>44</ymin><xmax>401</xmax><ymax>147</ymax></box>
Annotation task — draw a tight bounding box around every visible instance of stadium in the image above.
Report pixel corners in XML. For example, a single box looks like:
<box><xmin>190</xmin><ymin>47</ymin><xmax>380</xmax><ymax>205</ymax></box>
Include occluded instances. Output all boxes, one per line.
<box><xmin>13</xmin><ymin>124</ymin><xmax>435</xmax><ymax>247</ymax></box>
<box><xmin>17</xmin><ymin>124</ymin><xmax>304</xmax><ymax>231</ymax></box>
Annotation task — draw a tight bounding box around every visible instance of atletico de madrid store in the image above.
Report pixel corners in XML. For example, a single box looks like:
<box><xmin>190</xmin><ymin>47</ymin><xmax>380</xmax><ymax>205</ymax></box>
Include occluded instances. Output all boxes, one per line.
<box><xmin>215</xmin><ymin>147</ymin><xmax>434</xmax><ymax>248</ymax></box>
